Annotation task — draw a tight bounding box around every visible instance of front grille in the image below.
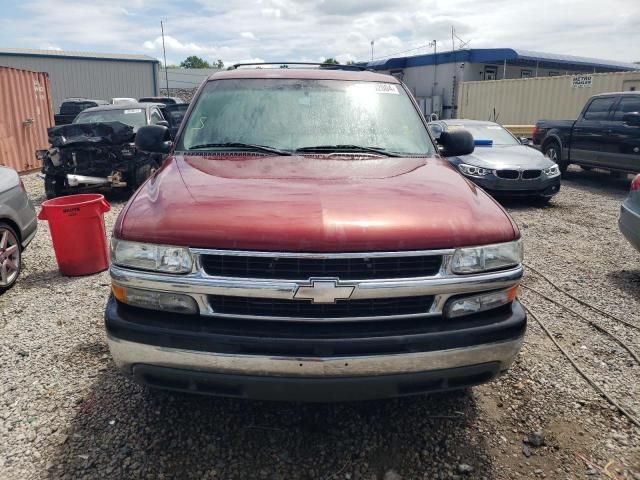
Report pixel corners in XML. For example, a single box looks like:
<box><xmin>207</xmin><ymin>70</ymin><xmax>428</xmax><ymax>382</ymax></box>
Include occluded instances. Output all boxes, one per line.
<box><xmin>209</xmin><ymin>295</ymin><xmax>435</xmax><ymax>319</ymax></box>
<box><xmin>522</xmin><ymin>169</ymin><xmax>541</xmax><ymax>179</ymax></box>
<box><xmin>495</xmin><ymin>169</ymin><xmax>520</xmax><ymax>180</ymax></box>
<box><xmin>201</xmin><ymin>254</ymin><xmax>443</xmax><ymax>280</ymax></box>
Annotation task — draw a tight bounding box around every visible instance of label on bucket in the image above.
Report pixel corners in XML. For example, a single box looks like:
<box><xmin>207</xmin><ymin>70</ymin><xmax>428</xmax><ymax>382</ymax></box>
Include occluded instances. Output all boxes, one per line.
<box><xmin>62</xmin><ymin>207</ymin><xmax>81</xmax><ymax>216</ymax></box>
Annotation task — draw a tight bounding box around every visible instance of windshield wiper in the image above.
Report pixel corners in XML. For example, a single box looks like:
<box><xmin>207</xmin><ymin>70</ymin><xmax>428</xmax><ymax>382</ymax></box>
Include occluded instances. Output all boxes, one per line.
<box><xmin>295</xmin><ymin>145</ymin><xmax>401</xmax><ymax>157</ymax></box>
<box><xmin>187</xmin><ymin>142</ymin><xmax>292</xmax><ymax>156</ymax></box>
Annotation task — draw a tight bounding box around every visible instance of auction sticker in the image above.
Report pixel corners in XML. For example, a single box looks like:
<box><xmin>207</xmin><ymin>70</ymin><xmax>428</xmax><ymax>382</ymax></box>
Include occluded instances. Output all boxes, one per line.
<box><xmin>124</xmin><ymin>109</ymin><xmax>142</xmax><ymax>114</ymax></box>
<box><xmin>375</xmin><ymin>84</ymin><xmax>399</xmax><ymax>94</ymax></box>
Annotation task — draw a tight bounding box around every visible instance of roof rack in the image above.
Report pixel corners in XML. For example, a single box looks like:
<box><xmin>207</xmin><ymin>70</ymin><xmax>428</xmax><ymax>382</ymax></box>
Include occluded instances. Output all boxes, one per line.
<box><xmin>230</xmin><ymin>62</ymin><xmax>367</xmax><ymax>71</ymax></box>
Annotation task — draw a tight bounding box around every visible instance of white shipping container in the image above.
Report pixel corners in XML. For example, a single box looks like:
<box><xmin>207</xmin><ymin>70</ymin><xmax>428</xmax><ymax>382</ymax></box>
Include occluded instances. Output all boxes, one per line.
<box><xmin>457</xmin><ymin>71</ymin><xmax>640</xmax><ymax>125</ymax></box>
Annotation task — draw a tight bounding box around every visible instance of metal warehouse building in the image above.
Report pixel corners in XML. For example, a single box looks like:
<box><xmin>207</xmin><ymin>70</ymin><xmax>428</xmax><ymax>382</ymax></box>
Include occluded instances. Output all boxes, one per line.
<box><xmin>365</xmin><ymin>48</ymin><xmax>638</xmax><ymax>119</ymax></box>
<box><xmin>0</xmin><ymin>48</ymin><xmax>160</xmax><ymax>111</ymax></box>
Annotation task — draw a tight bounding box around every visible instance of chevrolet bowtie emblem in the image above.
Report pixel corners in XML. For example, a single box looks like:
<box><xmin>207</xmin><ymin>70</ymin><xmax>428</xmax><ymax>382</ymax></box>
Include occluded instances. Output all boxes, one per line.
<box><xmin>293</xmin><ymin>279</ymin><xmax>355</xmax><ymax>304</ymax></box>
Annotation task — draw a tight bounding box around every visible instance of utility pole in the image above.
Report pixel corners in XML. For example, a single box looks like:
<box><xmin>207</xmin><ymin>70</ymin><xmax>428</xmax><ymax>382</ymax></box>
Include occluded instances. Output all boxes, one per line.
<box><xmin>371</xmin><ymin>40</ymin><xmax>375</xmax><ymax>61</ymax></box>
<box><xmin>161</xmin><ymin>20</ymin><xmax>169</xmax><ymax>95</ymax></box>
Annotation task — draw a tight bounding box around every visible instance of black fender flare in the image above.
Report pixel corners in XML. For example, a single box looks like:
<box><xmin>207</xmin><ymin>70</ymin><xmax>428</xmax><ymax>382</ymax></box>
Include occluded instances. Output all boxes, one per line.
<box><xmin>541</xmin><ymin>132</ymin><xmax>563</xmax><ymax>153</ymax></box>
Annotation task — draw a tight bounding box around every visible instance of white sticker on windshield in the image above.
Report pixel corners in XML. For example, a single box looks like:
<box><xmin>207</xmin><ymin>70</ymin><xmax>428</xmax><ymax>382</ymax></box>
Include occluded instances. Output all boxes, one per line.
<box><xmin>124</xmin><ymin>109</ymin><xmax>142</xmax><ymax>114</ymax></box>
<box><xmin>375</xmin><ymin>84</ymin><xmax>399</xmax><ymax>94</ymax></box>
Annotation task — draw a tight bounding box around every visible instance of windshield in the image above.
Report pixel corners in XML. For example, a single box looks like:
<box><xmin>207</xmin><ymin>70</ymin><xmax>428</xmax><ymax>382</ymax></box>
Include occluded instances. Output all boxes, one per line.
<box><xmin>448</xmin><ymin>124</ymin><xmax>519</xmax><ymax>146</ymax></box>
<box><xmin>74</xmin><ymin>108</ymin><xmax>147</xmax><ymax>129</ymax></box>
<box><xmin>177</xmin><ymin>79</ymin><xmax>434</xmax><ymax>156</ymax></box>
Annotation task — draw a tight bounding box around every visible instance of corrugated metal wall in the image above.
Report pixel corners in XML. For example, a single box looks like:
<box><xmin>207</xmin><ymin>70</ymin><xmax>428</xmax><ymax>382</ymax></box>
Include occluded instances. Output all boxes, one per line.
<box><xmin>458</xmin><ymin>71</ymin><xmax>640</xmax><ymax>124</ymax></box>
<box><xmin>0</xmin><ymin>55</ymin><xmax>158</xmax><ymax>110</ymax></box>
<box><xmin>0</xmin><ymin>66</ymin><xmax>54</xmax><ymax>173</ymax></box>
<box><xmin>158</xmin><ymin>67</ymin><xmax>221</xmax><ymax>90</ymax></box>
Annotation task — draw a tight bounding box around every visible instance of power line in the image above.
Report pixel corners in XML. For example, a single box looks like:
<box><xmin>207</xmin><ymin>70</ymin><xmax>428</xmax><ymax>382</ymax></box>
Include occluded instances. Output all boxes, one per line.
<box><xmin>371</xmin><ymin>43</ymin><xmax>431</xmax><ymax>61</ymax></box>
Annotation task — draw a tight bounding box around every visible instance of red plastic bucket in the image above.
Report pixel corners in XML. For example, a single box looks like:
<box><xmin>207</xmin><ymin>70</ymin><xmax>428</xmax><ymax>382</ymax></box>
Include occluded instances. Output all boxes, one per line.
<box><xmin>38</xmin><ymin>194</ymin><xmax>111</xmax><ymax>276</ymax></box>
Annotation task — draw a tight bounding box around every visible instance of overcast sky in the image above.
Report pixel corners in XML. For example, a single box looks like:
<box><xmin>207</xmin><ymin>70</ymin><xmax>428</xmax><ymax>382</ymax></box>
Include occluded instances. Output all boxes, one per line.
<box><xmin>0</xmin><ymin>0</ymin><xmax>638</xmax><ymax>66</ymax></box>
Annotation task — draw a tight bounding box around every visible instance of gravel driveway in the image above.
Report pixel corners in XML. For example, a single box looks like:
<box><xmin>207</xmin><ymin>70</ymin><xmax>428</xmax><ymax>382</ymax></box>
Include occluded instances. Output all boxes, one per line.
<box><xmin>1</xmin><ymin>168</ymin><xmax>639</xmax><ymax>480</ymax></box>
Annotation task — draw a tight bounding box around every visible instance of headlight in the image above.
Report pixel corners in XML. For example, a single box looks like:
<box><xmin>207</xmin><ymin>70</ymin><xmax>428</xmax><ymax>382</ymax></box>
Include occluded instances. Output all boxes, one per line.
<box><xmin>446</xmin><ymin>286</ymin><xmax>519</xmax><ymax>318</ymax></box>
<box><xmin>458</xmin><ymin>164</ymin><xmax>492</xmax><ymax>177</ymax></box>
<box><xmin>110</xmin><ymin>239</ymin><xmax>193</xmax><ymax>273</ymax></box>
<box><xmin>451</xmin><ymin>240</ymin><xmax>523</xmax><ymax>274</ymax></box>
<box><xmin>112</xmin><ymin>284</ymin><xmax>198</xmax><ymax>314</ymax></box>
<box><xmin>543</xmin><ymin>165</ymin><xmax>560</xmax><ymax>177</ymax></box>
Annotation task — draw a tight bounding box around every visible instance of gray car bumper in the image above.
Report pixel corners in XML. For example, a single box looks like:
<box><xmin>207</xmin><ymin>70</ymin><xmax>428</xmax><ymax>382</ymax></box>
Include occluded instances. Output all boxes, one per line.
<box><xmin>470</xmin><ymin>175</ymin><xmax>561</xmax><ymax>198</ymax></box>
<box><xmin>619</xmin><ymin>202</ymin><xmax>640</xmax><ymax>252</ymax></box>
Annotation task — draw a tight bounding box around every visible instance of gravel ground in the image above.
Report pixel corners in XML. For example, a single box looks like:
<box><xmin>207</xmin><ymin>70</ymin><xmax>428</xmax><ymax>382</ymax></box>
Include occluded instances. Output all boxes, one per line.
<box><xmin>1</xmin><ymin>167</ymin><xmax>640</xmax><ymax>480</ymax></box>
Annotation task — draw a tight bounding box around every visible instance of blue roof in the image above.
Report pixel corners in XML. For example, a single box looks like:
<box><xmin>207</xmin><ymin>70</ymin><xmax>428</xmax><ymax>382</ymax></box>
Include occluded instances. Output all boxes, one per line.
<box><xmin>366</xmin><ymin>48</ymin><xmax>638</xmax><ymax>72</ymax></box>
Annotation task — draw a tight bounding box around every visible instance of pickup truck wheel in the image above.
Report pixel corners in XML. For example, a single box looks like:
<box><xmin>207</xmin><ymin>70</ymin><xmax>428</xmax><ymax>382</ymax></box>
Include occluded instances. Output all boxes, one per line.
<box><xmin>0</xmin><ymin>222</ymin><xmax>21</xmax><ymax>294</ymax></box>
<box><xmin>44</xmin><ymin>176</ymin><xmax>64</xmax><ymax>199</ymax></box>
<box><xmin>543</xmin><ymin>142</ymin><xmax>568</xmax><ymax>176</ymax></box>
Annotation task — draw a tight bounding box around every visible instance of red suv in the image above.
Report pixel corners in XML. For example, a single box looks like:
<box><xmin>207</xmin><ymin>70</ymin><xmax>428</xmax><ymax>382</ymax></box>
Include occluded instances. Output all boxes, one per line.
<box><xmin>105</xmin><ymin>64</ymin><xmax>525</xmax><ymax>401</ymax></box>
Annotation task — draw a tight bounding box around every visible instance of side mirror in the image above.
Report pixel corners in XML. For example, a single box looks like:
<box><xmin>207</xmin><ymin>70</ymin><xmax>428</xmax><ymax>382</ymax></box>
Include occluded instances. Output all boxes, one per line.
<box><xmin>438</xmin><ymin>130</ymin><xmax>475</xmax><ymax>157</ymax></box>
<box><xmin>135</xmin><ymin>125</ymin><xmax>172</xmax><ymax>153</ymax></box>
<box><xmin>623</xmin><ymin>112</ymin><xmax>640</xmax><ymax>127</ymax></box>
<box><xmin>155</xmin><ymin>120</ymin><xmax>170</xmax><ymax>128</ymax></box>
<box><xmin>520</xmin><ymin>137</ymin><xmax>530</xmax><ymax>145</ymax></box>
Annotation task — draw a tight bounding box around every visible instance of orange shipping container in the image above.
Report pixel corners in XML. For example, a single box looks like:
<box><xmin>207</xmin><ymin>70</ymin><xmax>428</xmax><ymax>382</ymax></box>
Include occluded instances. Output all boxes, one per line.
<box><xmin>0</xmin><ymin>66</ymin><xmax>54</xmax><ymax>173</ymax></box>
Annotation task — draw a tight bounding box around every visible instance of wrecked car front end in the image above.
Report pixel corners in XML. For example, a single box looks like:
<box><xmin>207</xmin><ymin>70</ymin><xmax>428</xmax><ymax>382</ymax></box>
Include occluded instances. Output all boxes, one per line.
<box><xmin>38</xmin><ymin>122</ymin><xmax>160</xmax><ymax>199</ymax></box>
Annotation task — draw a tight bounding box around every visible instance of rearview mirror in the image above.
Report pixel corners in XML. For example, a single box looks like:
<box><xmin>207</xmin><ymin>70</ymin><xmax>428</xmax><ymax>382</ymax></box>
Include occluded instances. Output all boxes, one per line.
<box><xmin>520</xmin><ymin>137</ymin><xmax>530</xmax><ymax>145</ymax></box>
<box><xmin>135</xmin><ymin>125</ymin><xmax>172</xmax><ymax>153</ymax></box>
<box><xmin>437</xmin><ymin>130</ymin><xmax>475</xmax><ymax>157</ymax></box>
<box><xmin>623</xmin><ymin>112</ymin><xmax>640</xmax><ymax>127</ymax></box>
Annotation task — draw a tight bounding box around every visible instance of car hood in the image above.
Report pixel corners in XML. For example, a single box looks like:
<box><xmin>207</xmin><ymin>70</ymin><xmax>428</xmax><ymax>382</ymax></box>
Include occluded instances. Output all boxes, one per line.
<box><xmin>452</xmin><ymin>145</ymin><xmax>554</xmax><ymax>170</ymax></box>
<box><xmin>47</xmin><ymin>121</ymin><xmax>135</xmax><ymax>147</ymax></box>
<box><xmin>116</xmin><ymin>154</ymin><xmax>518</xmax><ymax>251</ymax></box>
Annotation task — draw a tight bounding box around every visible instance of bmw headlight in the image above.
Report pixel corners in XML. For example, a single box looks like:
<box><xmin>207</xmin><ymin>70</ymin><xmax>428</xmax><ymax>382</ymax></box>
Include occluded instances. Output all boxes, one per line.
<box><xmin>451</xmin><ymin>240</ymin><xmax>523</xmax><ymax>274</ymax></box>
<box><xmin>543</xmin><ymin>165</ymin><xmax>560</xmax><ymax>177</ymax></box>
<box><xmin>458</xmin><ymin>164</ymin><xmax>492</xmax><ymax>177</ymax></box>
<box><xmin>110</xmin><ymin>239</ymin><xmax>193</xmax><ymax>273</ymax></box>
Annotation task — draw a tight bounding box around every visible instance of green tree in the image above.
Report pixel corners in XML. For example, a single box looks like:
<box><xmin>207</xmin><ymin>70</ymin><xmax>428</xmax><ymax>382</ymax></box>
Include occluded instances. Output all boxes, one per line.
<box><xmin>215</xmin><ymin>59</ymin><xmax>224</xmax><ymax>69</ymax></box>
<box><xmin>180</xmin><ymin>55</ymin><xmax>211</xmax><ymax>69</ymax></box>
<box><xmin>322</xmin><ymin>58</ymin><xmax>340</xmax><ymax>65</ymax></box>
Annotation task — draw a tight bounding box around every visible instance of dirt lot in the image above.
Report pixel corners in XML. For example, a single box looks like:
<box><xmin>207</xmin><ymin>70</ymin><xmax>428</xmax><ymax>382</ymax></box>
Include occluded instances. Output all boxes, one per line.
<box><xmin>1</xmin><ymin>168</ymin><xmax>639</xmax><ymax>480</ymax></box>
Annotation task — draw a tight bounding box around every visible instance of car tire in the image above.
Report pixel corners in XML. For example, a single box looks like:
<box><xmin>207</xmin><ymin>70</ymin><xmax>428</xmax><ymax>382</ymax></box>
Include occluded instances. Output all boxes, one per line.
<box><xmin>134</xmin><ymin>162</ymin><xmax>158</xmax><ymax>189</ymax></box>
<box><xmin>0</xmin><ymin>222</ymin><xmax>22</xmax><ymax>294</ymax></box>
<box><xmin>543</xmin><ymin>142</ymin><xmax>569</xmax><ymax>177</ymax></box>
<box><xmin>44</xmin><ymin>175</ymin><xmax>63</xmax><ymax>199</ymax></box>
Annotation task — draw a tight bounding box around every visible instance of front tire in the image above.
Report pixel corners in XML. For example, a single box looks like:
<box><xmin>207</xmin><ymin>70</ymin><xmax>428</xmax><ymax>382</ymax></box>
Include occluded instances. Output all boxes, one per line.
<box><xmin>134</xmin><ymin>162</ymin><xmax>158</xmax><ymax>189</ymax></box>
<box><xmin>0</xmin><ymin>222</ymin><xmax>22</xmax><ymax>294</ymax></box>
<box><xmin>44</xmin><ymin>175</ymin><xmax>63</xmax><ymax>199</ymax></box>
<box><xmin>543</xmin><ymin>142</ymin><xmax>569</xmax><ymax>176</ymax></box>
<box><xmin>535</xmin><ymin>196</ymin><xmax>552</xmax><ymax>207</ymax></box>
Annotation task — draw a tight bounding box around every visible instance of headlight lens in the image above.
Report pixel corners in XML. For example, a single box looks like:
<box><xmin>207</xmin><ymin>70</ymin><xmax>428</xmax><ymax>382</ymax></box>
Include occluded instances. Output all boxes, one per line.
<box><xmin>451</xmin><ymin>240</ymin><xmax>523</xmax><ymax>274</ymax></box>
<box><xmin>112</xmin><ymin>284</ymin><xmax>198</xmax><ymax>314</ymax></box>
<box><xmin>446</xmin><ymin>286</ymin><xmax>519</xmax><ymax>318</ymax></box>
<box><xmin>110</xmin><ymin>239</ymin><xmax>193</xmax><ymax>273</ymax></box>
<box><xmin>543</xmin><ymin>165</ymin><xmax>560</xmax><ymax>177</ymax></box>
<box><xmin>458</xmin><ymin>164</ymin><xmax>492</xmax><ymax>177</ymax></box>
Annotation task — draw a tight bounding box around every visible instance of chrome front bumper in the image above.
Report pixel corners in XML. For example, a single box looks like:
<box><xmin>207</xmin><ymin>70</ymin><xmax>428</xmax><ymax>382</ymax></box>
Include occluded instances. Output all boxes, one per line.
<box><xmin>108</xmin><ymin>335</ymin><xmax>523</xmax><ymax>378</ymax></box>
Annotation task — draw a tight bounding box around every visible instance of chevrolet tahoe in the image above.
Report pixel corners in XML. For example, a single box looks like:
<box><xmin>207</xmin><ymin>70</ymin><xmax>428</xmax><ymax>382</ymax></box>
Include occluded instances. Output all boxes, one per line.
<box><xmin>106</xmin><ymin>64</ymin><xmax>526</xmax><ymax>402</ymax></box>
